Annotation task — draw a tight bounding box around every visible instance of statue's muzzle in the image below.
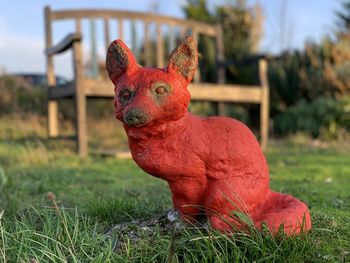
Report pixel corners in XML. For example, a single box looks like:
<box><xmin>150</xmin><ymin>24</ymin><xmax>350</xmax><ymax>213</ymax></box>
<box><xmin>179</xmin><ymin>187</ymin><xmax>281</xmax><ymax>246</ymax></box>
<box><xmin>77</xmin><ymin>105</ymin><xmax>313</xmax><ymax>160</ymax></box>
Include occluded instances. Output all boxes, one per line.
<box><xmin>123</xmin><ymin>108</ymin><xmax>148</xmax><ymax>126</ymax></box>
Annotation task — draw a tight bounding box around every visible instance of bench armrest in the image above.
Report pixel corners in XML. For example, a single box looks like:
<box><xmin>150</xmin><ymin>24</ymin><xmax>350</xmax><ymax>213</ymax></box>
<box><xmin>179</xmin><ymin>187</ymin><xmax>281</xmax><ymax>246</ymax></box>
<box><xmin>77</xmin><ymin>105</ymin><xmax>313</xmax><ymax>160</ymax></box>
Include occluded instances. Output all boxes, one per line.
<box><xmin>45</xmin><ymin>32</ymin><xmax>82</xmax><ymax>56</ymax></box>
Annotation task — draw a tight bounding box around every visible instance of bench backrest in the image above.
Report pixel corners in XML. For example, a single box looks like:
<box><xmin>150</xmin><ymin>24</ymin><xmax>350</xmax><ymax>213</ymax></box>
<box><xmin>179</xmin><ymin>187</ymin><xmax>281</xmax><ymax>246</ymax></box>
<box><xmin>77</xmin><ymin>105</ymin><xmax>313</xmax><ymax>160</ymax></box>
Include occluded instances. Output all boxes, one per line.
<box><xmin>44</xmin><ymin>6</ymin><xmax>269</xmax><ymax>154</ymax></box>
<box><xmin>44</xmin><ymin>6</ymin><xmax>225</xmax><ymax>84</ymax></box>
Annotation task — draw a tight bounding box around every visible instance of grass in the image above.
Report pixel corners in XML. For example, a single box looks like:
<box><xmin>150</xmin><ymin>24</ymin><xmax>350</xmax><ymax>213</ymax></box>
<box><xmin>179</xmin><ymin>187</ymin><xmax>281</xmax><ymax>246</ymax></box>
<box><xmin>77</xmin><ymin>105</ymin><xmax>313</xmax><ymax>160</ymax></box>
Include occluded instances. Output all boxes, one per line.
<box><xmin>0</xmin><ymin>115</ymin><xmax>350</xmax><ymax>262</ymax></box>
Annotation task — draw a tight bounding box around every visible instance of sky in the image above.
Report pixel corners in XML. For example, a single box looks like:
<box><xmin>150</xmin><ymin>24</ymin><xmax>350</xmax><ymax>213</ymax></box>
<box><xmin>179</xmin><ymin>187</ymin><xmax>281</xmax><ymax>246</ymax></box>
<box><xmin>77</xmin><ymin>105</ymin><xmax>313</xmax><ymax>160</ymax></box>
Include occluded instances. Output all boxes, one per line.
<box><xmin>0</xmin><ymin>0</ymin><xmax>342</xmax><ymax>79</ymax></box>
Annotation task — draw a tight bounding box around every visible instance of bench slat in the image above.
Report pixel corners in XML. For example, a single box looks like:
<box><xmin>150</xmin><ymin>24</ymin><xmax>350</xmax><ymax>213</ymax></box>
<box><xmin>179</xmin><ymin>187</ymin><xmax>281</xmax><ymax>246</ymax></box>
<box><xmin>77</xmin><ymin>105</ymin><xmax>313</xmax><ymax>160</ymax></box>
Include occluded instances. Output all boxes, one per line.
<box><xmin>83</xmin><ymin>79</ymin><xmax>262</xmax><ymax>103</ymax></box>
<box><xmin>156</xmin><ymin>23</ymin><xmax>164</xmax><ymax>68</ymax></box>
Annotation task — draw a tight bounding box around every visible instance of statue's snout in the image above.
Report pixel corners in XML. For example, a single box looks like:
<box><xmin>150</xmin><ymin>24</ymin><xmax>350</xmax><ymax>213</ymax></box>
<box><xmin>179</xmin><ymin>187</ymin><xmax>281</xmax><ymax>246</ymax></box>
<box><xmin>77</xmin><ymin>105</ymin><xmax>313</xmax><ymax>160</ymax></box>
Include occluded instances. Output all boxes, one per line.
<box><xmin>123</xmin><ymin>108</ymin><xmax>148</xmax><ymax>126</ymax></box>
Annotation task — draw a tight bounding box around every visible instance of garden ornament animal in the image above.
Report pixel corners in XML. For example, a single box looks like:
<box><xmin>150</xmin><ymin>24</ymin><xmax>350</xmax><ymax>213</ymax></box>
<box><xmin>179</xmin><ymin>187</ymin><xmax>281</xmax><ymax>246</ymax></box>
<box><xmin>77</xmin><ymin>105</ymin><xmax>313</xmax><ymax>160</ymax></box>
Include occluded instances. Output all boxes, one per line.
<box><xmin>106</xmin><ymin>37</ymin><xmax>311</xmax><ymax>235</ymax></box>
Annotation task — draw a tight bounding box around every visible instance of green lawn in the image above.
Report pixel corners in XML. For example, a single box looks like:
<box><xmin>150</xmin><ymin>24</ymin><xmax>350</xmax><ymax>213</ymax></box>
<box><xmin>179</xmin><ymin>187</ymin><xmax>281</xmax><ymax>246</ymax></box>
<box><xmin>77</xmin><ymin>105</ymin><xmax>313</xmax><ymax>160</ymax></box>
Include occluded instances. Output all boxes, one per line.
<box><xmin>0</xmin><ymin>116</ymin><xmax>350</xmax><ymax>262</ymax></box>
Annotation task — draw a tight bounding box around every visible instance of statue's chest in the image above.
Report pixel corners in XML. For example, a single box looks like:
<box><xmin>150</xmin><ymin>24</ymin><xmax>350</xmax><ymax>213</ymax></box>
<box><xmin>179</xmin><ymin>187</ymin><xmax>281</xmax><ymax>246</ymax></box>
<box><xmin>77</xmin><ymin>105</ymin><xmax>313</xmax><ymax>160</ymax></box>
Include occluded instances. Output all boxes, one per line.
<box><xmin>129</xmin><ymin>137</ymin><xmax>203</xmax><ymax>180</ymax></box>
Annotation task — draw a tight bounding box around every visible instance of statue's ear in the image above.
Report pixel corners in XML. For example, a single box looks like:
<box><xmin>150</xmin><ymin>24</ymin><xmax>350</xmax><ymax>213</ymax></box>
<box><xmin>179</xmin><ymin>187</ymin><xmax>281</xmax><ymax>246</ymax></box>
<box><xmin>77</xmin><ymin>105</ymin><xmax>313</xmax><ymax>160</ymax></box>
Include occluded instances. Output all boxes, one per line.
<box><xmin>106</xmin><ymin>40</ymin><xmax>138</xmax><ymax>84</ymax></box>
<box><xmin>166</xmin><ymin>37</ymin><xmax>198</xmax><ymax>83</ymax></box>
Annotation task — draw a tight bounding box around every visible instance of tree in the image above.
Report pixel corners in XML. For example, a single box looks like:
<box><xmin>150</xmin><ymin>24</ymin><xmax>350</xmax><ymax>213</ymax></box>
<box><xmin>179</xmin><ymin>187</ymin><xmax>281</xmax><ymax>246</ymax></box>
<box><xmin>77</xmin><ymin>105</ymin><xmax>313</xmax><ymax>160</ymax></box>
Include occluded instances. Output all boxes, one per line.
<box><xmin>336</xmin><ymin>1</ymin><xmax>350</xmax><ymax>32</ymax></box>
<box><xmin>183</xmin><ymin>0</ymin><xmax>264</xmax><ymax>83</ymax></box>
<box><xmin>182</xmin><ymin>0</ymin><xmax>216</xmax><ymax>82</ymax></box>
<box><xmin>183</xmin><ymin>0</ymin><xmax>214</xmax><ymax>23</ymax></box>
<box><xmin>183</xmin><ymin>0</ymin><xmax>263</xmax><ymax>59</ymax></box>
<box><xmin>216</xmin><ymin>0</ymin><xmax>263</xmax><ymax>59</ymax></box>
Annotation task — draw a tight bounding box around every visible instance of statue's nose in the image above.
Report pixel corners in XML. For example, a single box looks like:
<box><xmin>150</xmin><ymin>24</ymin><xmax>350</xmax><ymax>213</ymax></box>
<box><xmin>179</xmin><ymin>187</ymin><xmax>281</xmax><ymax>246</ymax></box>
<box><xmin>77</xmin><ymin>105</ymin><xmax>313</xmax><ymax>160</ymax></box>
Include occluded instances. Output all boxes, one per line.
<box><xmin>123</xmin><ymin>108</ymin><xmax>148</xmax><ymax>126</ymax></box>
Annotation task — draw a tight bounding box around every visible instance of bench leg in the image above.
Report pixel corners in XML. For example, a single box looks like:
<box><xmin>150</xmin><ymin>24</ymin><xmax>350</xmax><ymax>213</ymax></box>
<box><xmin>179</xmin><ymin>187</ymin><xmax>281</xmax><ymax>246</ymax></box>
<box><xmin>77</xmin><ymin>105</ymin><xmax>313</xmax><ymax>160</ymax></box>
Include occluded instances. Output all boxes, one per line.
<box><xmin>259</xmin><ymin>59</ymin><xmax>270</xmax><ymax>151</ymax></box>
<box><xmin>75</xmin><ymin>93</ymin><xmax>88</xmax><ymax>156</ymax></box>
<box><xmin>48</xmin><ymin>100</ymin><xmax>59</xmax><ymax>137</ymax></box>
<box><xmin>260</xmin><ymin>91</ymin><xmax>269</xmax><ymax>151</ymax></box>
<box><xmin>72</xmin><ymin>35</ymin><xmax>87</xmax><ymax>157</ymax></box>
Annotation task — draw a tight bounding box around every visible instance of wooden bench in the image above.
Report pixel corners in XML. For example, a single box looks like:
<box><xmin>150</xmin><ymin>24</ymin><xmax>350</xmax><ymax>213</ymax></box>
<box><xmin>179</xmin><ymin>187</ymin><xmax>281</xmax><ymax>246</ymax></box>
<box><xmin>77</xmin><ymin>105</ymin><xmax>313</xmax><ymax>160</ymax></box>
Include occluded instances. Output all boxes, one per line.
<box><xmin>44</xmin><ymin>6</ymin><xmax>269</xmax><ymax>156</ymax></box>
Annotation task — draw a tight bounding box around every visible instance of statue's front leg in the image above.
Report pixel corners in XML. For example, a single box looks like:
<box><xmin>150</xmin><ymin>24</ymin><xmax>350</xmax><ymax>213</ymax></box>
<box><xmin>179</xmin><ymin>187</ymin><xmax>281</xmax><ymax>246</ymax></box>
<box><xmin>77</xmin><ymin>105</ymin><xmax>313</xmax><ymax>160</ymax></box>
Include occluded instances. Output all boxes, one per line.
<box><xmin>168</xmin><ymin>178</ymin><xmax>207</xmax><ymax>222</ymax></box>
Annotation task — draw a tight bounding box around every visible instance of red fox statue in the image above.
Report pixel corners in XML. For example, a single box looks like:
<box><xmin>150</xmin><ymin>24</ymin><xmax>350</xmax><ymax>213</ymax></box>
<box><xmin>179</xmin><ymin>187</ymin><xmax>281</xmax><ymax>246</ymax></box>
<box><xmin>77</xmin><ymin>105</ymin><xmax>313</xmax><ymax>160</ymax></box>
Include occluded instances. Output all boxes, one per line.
<box><xmin>106</xmin><ymin>37</ymin><xmax>311</xmax><ymax>235</ymax></box>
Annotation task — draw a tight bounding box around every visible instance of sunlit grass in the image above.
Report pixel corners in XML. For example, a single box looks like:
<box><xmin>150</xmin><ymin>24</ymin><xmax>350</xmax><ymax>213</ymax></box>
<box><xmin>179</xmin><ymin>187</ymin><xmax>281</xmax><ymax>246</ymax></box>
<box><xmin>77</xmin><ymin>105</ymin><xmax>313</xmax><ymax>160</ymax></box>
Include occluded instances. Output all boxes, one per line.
<box><xmin>0</xmin><ymin>116</ymin><xmax>350</xmax><ymax>262</ymax></box>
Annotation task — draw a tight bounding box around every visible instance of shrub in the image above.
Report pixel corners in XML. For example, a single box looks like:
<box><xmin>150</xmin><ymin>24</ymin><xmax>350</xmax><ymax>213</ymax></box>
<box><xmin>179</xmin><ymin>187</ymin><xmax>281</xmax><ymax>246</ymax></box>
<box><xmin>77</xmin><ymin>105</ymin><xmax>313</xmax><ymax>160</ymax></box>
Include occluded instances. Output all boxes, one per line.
<box><xmin>0</xmin><ymin>76</ymin><xmax>47</xmax><ymax>115</ymax></box>
<box><xmin>0</xmin><ymin>76</ymin><xmax>115</xmax><ymax>119</ymax></box>
<box><xmin>274</xmin><ymin>97</ymin><xmax>350</xmax><ymax>138</ymax></box>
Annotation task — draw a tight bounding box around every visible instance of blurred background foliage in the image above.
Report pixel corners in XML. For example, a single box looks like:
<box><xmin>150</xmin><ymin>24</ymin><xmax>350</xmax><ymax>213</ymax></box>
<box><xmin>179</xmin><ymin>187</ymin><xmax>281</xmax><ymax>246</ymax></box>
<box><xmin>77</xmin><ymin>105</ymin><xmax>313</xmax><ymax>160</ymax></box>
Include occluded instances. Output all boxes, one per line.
<box><xmin>1</xmin><ymin>0</ymin><xmax>350</xmax><ymax>142</ymax></box>
<box><xmin>0</xmin><ymin>76</ymin><xmax>47</xmax><ymax>116</ymax></box>
<box><xmin>268</xmin><ymin>0</ymin><xmax>350</xmax><ymax>139</ymax></box>
<box><xmin>183</xmin><ymin>0</ymin><xmax>263</xmax><ymax>84</ymax></box>
<box><xmin>184</xmin><ymin>0</ymin><xmax>350</xmax><ymax>139</ymax></box>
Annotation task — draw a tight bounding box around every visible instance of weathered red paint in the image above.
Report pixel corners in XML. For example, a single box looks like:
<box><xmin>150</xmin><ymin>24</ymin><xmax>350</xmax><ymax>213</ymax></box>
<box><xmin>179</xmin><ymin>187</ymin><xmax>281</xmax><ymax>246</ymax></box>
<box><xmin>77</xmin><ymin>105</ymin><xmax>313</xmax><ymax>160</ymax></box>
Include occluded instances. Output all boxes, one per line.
<box><xmin>106</xmin><ymin>37</ymin><xmax>311</xmax><ymax>235</ymax></box>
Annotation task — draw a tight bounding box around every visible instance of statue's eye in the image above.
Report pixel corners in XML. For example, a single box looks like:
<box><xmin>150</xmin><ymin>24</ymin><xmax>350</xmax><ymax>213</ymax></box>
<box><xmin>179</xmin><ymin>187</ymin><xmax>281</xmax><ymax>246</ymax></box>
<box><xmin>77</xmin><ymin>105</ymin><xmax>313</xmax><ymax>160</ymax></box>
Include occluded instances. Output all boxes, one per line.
<box><xmin>153</xmin><ymin>83</ymin><xmax>170</xmax><ymax>96</ymax></box>
<box><xmin>155</xmin><ymin>86</ymin><xmax>166</xmax><ymax>95</ymax></box>
<box><xmin>120</xmin><ymin>90</ymin><xmax>132</xmax><ymax>101</ymax></box>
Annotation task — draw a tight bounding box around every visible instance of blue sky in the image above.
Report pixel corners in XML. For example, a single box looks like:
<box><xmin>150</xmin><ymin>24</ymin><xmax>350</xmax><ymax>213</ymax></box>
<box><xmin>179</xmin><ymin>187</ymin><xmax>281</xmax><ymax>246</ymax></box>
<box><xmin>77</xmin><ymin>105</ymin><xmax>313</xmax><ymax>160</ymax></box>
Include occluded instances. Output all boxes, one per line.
<box><xmin>0</xmin><ymin>0</ymin><xmax>342</xmax><ymax>78</ymax></box>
